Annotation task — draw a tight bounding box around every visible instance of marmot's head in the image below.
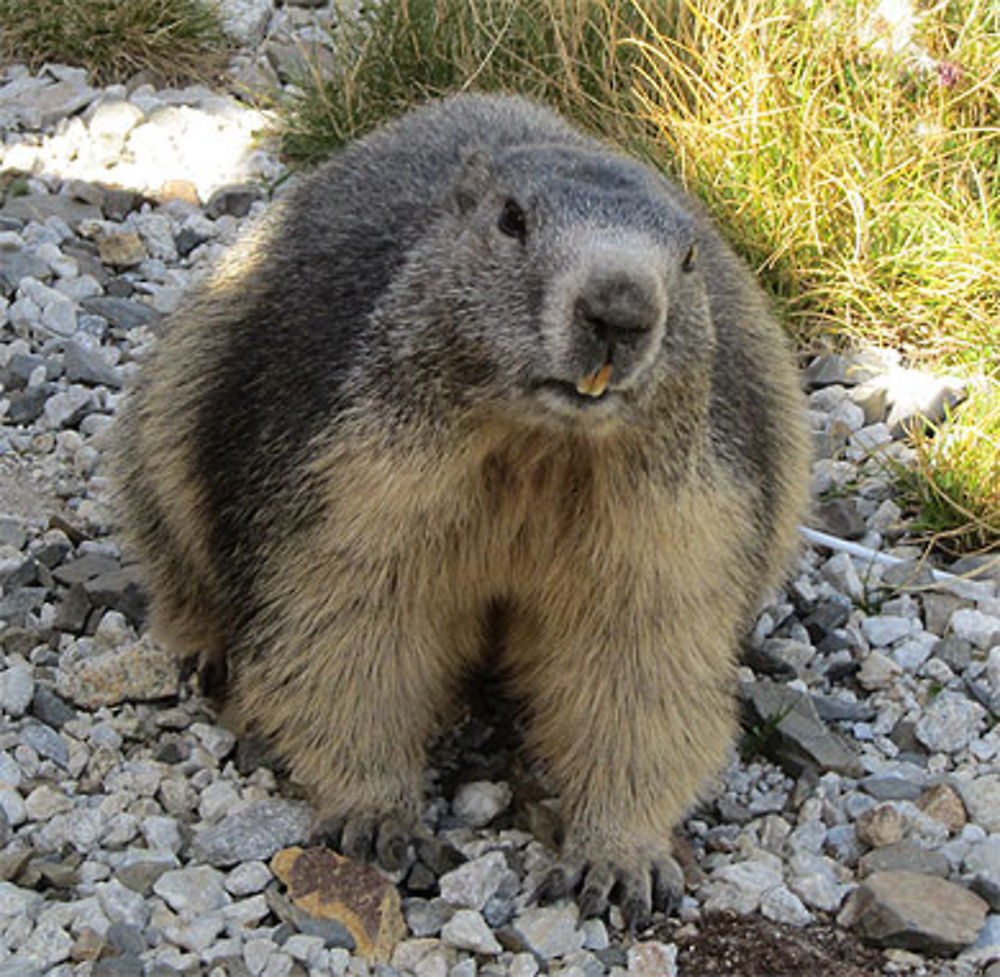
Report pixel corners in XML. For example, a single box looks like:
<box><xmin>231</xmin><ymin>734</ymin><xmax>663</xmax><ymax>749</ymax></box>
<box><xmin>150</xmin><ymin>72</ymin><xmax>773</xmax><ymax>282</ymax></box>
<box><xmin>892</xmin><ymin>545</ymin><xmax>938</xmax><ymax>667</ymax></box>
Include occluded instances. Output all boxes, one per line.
<box><xmin>383</xmin><ymin>141</ymin><xmax>717</xmax><ymax>431</ymax></box>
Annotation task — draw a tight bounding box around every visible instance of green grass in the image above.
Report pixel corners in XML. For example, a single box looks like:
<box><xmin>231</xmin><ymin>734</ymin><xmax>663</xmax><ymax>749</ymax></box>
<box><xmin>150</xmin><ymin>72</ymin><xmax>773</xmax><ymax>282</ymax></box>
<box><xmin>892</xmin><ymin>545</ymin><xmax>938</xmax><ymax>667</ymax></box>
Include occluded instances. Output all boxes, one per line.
<box><xmin>895</xmin><ymin>378</ymin><xmax>1000</xmax><ymax>555</ymax></box>
<box><xmin>0</xmin><ymin>0</ymin><xmax>229</xmax><ymax>85</ymax></box>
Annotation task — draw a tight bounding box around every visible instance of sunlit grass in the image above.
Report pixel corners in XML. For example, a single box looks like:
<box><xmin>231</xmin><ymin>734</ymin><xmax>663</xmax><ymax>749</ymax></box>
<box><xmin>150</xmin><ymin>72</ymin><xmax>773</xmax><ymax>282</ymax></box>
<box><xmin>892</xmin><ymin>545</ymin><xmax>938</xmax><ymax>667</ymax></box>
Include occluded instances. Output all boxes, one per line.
<box><xmin>0</xmin><ymin>0</ymin><xmax>230</xmax><ymax>85</ymax></box>
<box><xmin>895</xmin><ymin>377</ymin><xmax>1000</xmax><ymax>555</ymax></box>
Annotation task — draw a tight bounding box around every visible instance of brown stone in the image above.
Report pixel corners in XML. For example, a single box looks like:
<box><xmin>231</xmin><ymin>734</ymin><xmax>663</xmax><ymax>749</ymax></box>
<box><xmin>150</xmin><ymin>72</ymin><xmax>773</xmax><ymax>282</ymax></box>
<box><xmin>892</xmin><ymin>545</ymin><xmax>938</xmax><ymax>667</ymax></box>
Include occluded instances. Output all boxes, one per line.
<box><xmin>841</xmin><ymin>871</ymin><xmax>987</xmax><ymax>955</ymax></box>
<box><xmin>96</xmin><ymin>231</ymin><xmax>147</xmax><ymax>268</ymax></box>
<box><xmin>270</xmin><ymin>846</ymin><xmax>406</xmax><ymax>963</ymax></box>
<box><xmin>70</xmin><ymin>926</ymin><xmax>107</xmax><ymax>962</ymax></box>
<box><xmin>917</xmin><ymin>784</ymin><xmax>966</xmax><ymax>834</ymax></box>
<box><xmin>855</xmin><ymin>804</ymin><xmax>906</xmax><ymax>848</ymax></box>
<box><xmin>158</xmin><ymin>179</ymin><xmax>201</xmax><ymax>206</ymax></box>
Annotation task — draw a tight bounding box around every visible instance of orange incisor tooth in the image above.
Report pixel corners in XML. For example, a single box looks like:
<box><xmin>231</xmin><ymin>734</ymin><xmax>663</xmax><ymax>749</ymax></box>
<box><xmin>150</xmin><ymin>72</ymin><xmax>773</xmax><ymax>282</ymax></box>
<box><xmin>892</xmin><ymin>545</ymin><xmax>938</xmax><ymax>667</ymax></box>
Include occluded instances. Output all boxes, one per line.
<box><xmin>576</xmin><ymin>363</ymin><xmax>613</xmax><ymax>398</ymax></box>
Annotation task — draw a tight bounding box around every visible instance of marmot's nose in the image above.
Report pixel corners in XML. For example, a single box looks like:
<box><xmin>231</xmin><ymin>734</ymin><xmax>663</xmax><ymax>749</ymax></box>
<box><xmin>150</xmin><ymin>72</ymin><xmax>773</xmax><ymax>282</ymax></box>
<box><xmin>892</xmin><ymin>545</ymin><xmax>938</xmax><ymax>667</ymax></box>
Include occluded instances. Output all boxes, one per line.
<box><xmin>574</xmin><ymin>275</ymin><xmax>661</xmax><ymax>350</ymax></box>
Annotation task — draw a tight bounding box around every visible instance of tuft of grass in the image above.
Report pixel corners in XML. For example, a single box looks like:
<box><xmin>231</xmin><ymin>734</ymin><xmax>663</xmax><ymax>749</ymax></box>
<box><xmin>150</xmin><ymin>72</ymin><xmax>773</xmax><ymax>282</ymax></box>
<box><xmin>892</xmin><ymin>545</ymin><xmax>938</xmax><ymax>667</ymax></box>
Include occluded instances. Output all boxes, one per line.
<box><xmin>894</xmin><ymin>377</ymin><xmax>1000</xmax><ymax>555</ymax></box>
<box><xmin>627</xmin><ymin>0</ymin><xmax>1000</xmax><ymax>370</ymax></box>
<box><xmin>276</xmin><ymin>0</ymin><xmax>668</xmax><ymax>167</ymax></box>
<box><xmin>0</xmin><ymin>0</ymin><xmax>230</xmax><ymax>86</ymax></box>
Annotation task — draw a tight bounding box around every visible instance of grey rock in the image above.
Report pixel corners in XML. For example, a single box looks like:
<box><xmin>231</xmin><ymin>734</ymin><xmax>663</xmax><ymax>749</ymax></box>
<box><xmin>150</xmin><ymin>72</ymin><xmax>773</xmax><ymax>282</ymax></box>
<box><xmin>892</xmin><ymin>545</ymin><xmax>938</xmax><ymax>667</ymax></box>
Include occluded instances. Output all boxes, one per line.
<box><xmin>404</xmin><ymin>898</ymin><xmax>456</xmax><ymax>937</ymax></box>
<box><xmin>740</xmin><ymin>679</ymin><xmax>864</xmax><ymax>778</ymax></box>
<box><xmin>97</xmin><ymin>878</ymin><xmax>151</xmax><ymax>928</ymax></box>
<box><xmin>812</xmin><ymin>695</ymin><xmax>876</xmax><ymax>723</ymax></box>
<box><xmin>79</xmin><ymin>295</ymin><xmax>162</xmax><ymax>331</ymax></box>
<box><xmin>950</xmin><ymin>608</ymin><xmax>1000</xmax><ymax>649</ymax></box>
<box><xmin>264</xmin><ymin>885</ymin><xmax>355</xmax><ymax>949</ymax></box>
<box><xmin>63</xmin><ymin>340</ymin><xmax>123</xmax><ymax>388</ymax></box>
<box><xmin>914</xmin><ymin>692</ymin><xmax>986</xmax><ymax>753</ymax></box>
<box><xmin>859</xmin><ymin>771</ymin><xmax>925</xmax><ymax>801</ymax></box>
<box><xmin>92</xmin><ymin>955</ymin><xmax>143</xmax><ymax>977</ymax></box>
<box><xmin>190</xmin><ymin>799</ymin><xmax>312</xmax><ymax>866</ymax></box>
<box><xmin>20</xmin><ymin>721</ymin><xmax>69</xmax><ymax>767</ymax></box>
<box><xmin>153</xmin><ymin>865</ymin><xmax>229</xmax><ymax>915</ymax></box>
<box><xmin>0</xmin><ymin>663</ymin><xmax>35</xmax><ymax>717</ymax></box>
<box><xmin>115</xmin><ymin>849</ymin><xmax>179</xmax><ymax>894</ymax></box>
<box><xmin>83</xmin><ymin>568</ymin><xmax>147</xmax><ymax>627</ymax></box>
<box><xmin>511</xmin><ymin>904</ymin><xmax>585</xmax><ymax>960</ymax></box>
<box><xmin>955</xmin><ymin>775</ymin><xmax>1000</xmax><ymax>833</ymax></box>
<box><xmin>2</xmin><ymin>194</ymin><xmax>102</xmax><ymax>229</ymax></box>
<box><xmin>6</xmin><ymin>385</ymin><xmax>55</xmax><ymax>425</ymax></box>
<box><xmin>815</xmin><ymin>498</ymin><xmax>867</xmax><ymax>540</ymax></box>
<box><xmin>205</xmin><ymin>183</ymin><xmax>264</xmax><ymax>219</ymax></box>
<box><xmin>52</xmin><ymin>552</ymin><xmax>121</xmax><ymax>585</ymax></box>
<box><xmin>861</xmin><ymin>615</ymin><xmax>915</xmax><ymax>647</ymax></box>
<box><xmin>439</xmin><ymin>850</ymin><xmax>509</xmax><ymax>910</ymax></box>
<box><xmin>0</xmin><ymin>248</ymin><xmax>52</xmax><ymax>295</ymax></box>
<box><xmin>53</xmin><ymin>582</ymin><xmax>92</xmax><ymax>634</ymax></box>
<box><xmin>843</xmin><ymin>870</ymin><xmax>987</xmax><ymax>955</ymax></box>
<box><xmin>440</xmin><ymin>908</ymin><xmax>502</xmax><ymax>955</ymax></box>
<box><xmin>0</xmin><ymin>517</ymin><xmax>27</xmax><ymax>550</ymax></box>
<box><xmin>859</xmin><ymin>840</ymin><xmax>950</xmax><ymax>878</ymax></box>
<box><xmin>30</xmin><ymin>684</ymin><xmax>76</xmax><ymax>728</ymax></box>
<box><xmin>43</xmin><ymin>385</ymin><xmax>95</xmax><ymax>427</ymax></box>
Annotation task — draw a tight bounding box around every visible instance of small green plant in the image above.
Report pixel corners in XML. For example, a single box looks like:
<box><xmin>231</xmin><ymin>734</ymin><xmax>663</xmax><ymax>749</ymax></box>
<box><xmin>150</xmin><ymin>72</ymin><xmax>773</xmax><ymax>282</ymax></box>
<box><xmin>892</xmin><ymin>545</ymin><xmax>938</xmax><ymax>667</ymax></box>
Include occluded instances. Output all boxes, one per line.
<box><xmin>738</xmin><ymin>706</ymin><xmax>793</xmax><ymax>763</ymax></box>
<box><xmin>895</xmin><ymin>379</ymin><xmax>1000</xmax><ymax>554</ymax></box>
<box><xmin>0</xmin><ymin>0</ymin><xmax>229</xmax><ymax>85</ymax></box>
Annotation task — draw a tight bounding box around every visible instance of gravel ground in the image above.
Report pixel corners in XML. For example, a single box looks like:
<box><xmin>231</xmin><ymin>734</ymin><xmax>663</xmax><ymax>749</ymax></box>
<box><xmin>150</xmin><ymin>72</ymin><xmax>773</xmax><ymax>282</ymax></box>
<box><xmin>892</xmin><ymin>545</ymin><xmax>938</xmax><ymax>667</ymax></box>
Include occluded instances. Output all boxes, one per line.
<box><xmin>0</xmin><ymin>5</ymin><xmax>999</xmax><ymax>975</ymax></box>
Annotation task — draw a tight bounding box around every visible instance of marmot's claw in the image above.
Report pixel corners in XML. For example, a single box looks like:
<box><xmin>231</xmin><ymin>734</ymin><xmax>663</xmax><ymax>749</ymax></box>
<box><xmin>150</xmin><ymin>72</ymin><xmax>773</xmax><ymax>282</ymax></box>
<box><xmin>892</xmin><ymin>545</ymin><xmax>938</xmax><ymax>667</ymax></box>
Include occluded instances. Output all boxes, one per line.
<box><xmin>376</xmin><ymin>815</ymin><xmax>411</xmax><ymax>871</ymax></box>
<box><xmin>308</xmin><ymin>815</ymin><xmax>345</xmax><ymax>849</ymax></box>
<box><xmin>619</xmin><ymin>870</ymin><xmax>653</xmax><ymax>933</ymax></box>
<box><xmin>534</xmin><ymin>863</ymin><xmax>581</xmax><ymax>905</ymax></box>
<box><xmin>536</xmin><ymin>853</ymin><xmax>684</xmax><ymax>928</ymax></box>
<box><xmin>414</xmin><ymin>836</ymin><xmax>466</xmax><ymax>876</ymax></box>
<box><xmin>341</xmin><ymin>815</ymin><xmax>377</xmax><ymax>862</ymax></box>
<box><xmin>651</xmin><ymin>856</ymin><xmax>684</xmax><ymax>915</ymax></box>
<box><xmin>578</xmin><ymin>862</ymin><xmax>616</xmax><ymax>918</ymax></box>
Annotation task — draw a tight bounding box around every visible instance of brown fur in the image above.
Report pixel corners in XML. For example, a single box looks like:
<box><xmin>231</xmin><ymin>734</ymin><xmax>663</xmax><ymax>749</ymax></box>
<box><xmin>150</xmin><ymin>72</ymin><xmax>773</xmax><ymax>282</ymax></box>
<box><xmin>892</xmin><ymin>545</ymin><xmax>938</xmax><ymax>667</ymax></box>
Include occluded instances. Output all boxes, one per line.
<box><xmin>113</xmin><ymin>93</ymin><xmax>810</xmax><ymax>887</ymax></box>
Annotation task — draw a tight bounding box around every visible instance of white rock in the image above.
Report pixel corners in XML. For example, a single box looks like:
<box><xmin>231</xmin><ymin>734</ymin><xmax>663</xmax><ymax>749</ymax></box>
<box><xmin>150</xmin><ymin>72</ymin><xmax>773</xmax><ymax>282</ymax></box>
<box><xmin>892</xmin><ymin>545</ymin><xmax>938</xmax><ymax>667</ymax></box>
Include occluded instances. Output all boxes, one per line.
<box><xmin>628</xmin><ymin>942</ymin><xmax>680</xmax><ymax>975</ymax></box>
<box><xmin>244</xmin><ymin>936</ymin><xmax>277</xmax><ymax>976</ymax></box>
<box><xmin>0</xmin><ymin>664</ymin><xmax>35</xmax><ymax>717</ymax></box>
<box><xmin>820</xmin><ymin>552</ymin><xmax>864</xmax><ymax>602</ymax></box>
<box><xmin>950</xmin><ymin>609</ymin><xmax>1000</xmax><ymax>649</ymax></box>
<box><xmin>440</xmin><ymin>908</ymin><xmax>502</xmax><ymax>955</ymax></box>
<box><xmin>987</xmin><ymin>646</ymin><xmax>1000</xmax><ymax>695</ymax></box>
<box><xmin>512</xmin><ymin>904</ymin><xmax>585</xmax><ymax>959</ymax></box>
<box><xmin>915</xmin><ymin>692</ymin><xmax>986</xmax><ymax>753</ymax></box>
<box><xmin>225</xmin><ymin>861</ymin><xmax>272</xmax><ymax>896</ymax></box>
<box><xmin>13</xmin><ymin>920</ymin><xmax>74</xmax><ymax>968</ymax></box>
<box><xmin>862</xmin><ymin>615</ymin><xmax>915</xmax><ymax>647</ymax></box>
<box><xmin>154</xmin><ymin>865</ymin><xmax>230</xmax><ymax>916</ymax></box>
<box><xmin>439</xmin><ymin>850</ymin><xmax>509</xmax><ymax>910</ymax></box>
<box><xmin>142</xmin><ymin>815</ymin><xmax>182</xmax><ymax>852</ymax></box>
<box><xmin>760</xmin><ymin>884</ymin><xmax>813</xmax><ymax>926</ymax></box>
<box><xmin>97</xmin><ymin>878</ymin><xmax>150</xmax><ymax>928</ymax></box>
<box><xmin>955</xmin><ymin>775</ymin><xmax>1000</xmax><ymax>833</ymax></box>
<box><xmin>0</xmin><ymin>785</ymin><xmax>26</xmax><ymax>826</ymax></box>
<box><xmin>0</xmin><ymin>751</ymin><xmax>22</xmax><ymax>786</ymax></box>
<box><xmin>0</xmin><ymin>880</ymin><xmax>43</xmax><ymax>917</ymax></box>
<box><xmin>452</xmin><ymin>780</ymin><xmax>512</xmax><ymax>827</ymax></box>
<box><xmin>198</xmin><ymin>779</ymin><xmax>241</xmax><ymax>821</ymax></box>
<box><xmin>43</xmin><ymin>385</ymin><xmax>93</xmax><ymax>428</ymax></box>
<box><xmin>88</xmin><ymin>99</ymin><xmax>145</xmax><ymax>140</ymax></box>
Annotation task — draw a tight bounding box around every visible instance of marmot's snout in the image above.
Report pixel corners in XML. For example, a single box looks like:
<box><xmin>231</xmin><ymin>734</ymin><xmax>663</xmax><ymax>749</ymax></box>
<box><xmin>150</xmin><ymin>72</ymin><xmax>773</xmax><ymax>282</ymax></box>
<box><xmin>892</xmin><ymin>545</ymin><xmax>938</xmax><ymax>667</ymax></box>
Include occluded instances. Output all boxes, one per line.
<box><xmin>569</xmin><ymin>267</ymin><xmax>666</xmax><ymax>398</ymax></box>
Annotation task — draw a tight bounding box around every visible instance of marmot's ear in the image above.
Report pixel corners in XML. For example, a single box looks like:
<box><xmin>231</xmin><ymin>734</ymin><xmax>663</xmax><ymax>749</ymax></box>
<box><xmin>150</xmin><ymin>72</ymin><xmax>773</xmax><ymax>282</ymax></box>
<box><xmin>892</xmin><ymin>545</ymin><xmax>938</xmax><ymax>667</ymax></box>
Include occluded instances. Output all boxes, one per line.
<box><xmin>452</xmin><ymin>147</ymin><xmax>493</xmax><ymax>214</ymax></box>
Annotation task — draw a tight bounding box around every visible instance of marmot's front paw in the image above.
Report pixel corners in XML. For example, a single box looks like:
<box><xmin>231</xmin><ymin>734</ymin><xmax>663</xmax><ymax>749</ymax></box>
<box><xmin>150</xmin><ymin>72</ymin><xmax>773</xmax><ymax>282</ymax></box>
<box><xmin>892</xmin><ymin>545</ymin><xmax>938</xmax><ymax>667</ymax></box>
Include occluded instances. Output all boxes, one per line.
<box><xmin>534</xmin><ymin>853</ymin><xmax>684</xmax><ymax>931</ymax></box>
<box><xmin>310</xmin><ymin>811</ymin><xmax>415</xmax><ymax>872</ymax></box>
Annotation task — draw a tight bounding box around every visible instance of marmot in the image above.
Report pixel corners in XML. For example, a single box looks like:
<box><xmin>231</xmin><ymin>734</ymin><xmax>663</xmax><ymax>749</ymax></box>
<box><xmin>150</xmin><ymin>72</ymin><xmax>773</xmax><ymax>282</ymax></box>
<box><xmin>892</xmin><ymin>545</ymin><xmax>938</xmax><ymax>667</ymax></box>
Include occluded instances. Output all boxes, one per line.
<box><xmin>114</xmin><ymin>94</ymin><xmax>809</xmax><ymax>925</ymax></box>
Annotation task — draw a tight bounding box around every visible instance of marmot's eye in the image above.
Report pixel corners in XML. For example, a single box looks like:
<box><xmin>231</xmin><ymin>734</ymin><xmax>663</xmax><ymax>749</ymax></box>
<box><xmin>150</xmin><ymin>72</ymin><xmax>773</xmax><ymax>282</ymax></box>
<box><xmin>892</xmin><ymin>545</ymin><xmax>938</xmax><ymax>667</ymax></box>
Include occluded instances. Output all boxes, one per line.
<box><xmin>498</xmin><ymin>199</ymin><xmax>527</xmax><ymax>241</ymax></box>
<box><xmin>682</xmin><ymin>242</ymin><xmax>698</xmax><ymax>273</ymax></box>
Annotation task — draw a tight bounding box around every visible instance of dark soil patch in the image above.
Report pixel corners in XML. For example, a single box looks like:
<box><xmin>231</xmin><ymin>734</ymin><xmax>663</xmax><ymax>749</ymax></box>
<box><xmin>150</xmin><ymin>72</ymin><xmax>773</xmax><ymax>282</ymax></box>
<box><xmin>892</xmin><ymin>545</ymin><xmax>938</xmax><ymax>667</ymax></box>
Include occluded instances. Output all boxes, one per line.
<box><xmin>659</xmin><ymin>911</ymin><xmax>887</xmax><ymax>976</ymax></box>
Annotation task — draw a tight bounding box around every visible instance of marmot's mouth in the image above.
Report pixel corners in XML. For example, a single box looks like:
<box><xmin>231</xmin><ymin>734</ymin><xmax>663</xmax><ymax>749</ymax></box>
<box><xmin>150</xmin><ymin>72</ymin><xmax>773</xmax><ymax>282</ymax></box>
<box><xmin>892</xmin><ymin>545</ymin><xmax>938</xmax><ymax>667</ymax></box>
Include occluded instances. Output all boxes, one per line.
<box><xmin>534</xmin><ymin>378</ymin><xmax>618</xmax><ymax>409</ymax></box>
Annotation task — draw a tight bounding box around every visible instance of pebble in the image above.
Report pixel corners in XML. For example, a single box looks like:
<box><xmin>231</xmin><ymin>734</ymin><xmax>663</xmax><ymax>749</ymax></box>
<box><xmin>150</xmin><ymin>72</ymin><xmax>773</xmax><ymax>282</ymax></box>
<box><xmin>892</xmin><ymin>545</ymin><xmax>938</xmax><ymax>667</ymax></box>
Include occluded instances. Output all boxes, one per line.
<box><xmin>438</xmin><ymin>851</ymin><xmax>509</xmax><ymax>910</ymax></box>
<box><xmin>440</xmin><ymin>908</ymin><xmax>502</xmax><ymax>955</ymax></box>
<box><xmin>914</xmin><ymin>692</ymin><xmax>987</xmax><ymax>753</ymax></box>
<box><xmin>511</xmin><ymin>905</ymin><xmax>585</xmax><ymax>959</ymax></box>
